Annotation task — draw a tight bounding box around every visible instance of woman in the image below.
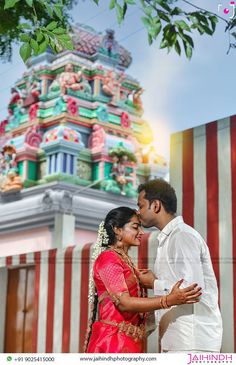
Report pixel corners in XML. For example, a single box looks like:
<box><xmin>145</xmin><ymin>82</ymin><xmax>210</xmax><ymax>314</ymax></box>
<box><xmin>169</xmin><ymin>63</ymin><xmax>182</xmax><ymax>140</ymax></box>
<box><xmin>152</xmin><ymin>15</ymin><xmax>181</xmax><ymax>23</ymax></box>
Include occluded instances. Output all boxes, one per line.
<box><xmin>84</xmin><ymin>207</ymin><xmax>201</xmax><ymax>353</ymax></box>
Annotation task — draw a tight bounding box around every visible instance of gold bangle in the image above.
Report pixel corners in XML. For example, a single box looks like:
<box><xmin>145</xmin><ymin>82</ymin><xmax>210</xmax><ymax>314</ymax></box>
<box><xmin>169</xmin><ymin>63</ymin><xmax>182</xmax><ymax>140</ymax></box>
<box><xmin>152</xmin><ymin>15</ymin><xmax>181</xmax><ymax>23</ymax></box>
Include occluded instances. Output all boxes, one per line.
<box><xmin>162</xmin><ymin>295</ymin><xmax>171</xmax><ymax>309</ymax></box>
<box><xmin>162</xmin><ymin>295</ymin><xmax>168</xmax><ymax>309</ymax></box>
<box><xmin>159</xmin><ymin>296</ymin><xmax>164</xmax><ymax>309</ymax></box>
<box><xmin>166</xmin><ymin>294</ymin><xmax>171</xmax><ymax>308</ymax></box>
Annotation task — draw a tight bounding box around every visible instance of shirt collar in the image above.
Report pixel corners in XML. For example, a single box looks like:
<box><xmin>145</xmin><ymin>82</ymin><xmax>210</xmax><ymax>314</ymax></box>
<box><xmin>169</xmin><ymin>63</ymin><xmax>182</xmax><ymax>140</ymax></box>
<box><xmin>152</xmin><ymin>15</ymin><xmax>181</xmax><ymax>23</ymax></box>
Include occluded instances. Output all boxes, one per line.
<box><xmin>157</xmin><ymin>216</ymin><xmax>183</xmax><ymax>246</ymax></box>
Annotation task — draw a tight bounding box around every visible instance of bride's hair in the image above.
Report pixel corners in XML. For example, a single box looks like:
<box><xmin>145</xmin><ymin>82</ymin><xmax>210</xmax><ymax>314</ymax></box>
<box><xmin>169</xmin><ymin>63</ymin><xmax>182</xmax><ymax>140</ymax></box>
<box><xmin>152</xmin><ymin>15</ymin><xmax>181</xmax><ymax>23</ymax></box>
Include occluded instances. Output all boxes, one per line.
<box><xmin>103</xmin><ymin>206</ymin><xmax>137</xmax><ymax>246</ymax></box>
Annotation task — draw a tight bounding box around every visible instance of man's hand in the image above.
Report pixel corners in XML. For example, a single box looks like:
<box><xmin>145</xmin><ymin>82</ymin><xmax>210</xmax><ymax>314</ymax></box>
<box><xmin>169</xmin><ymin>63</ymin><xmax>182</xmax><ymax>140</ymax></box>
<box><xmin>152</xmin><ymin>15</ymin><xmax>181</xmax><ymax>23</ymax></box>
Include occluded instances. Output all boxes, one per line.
<box><xmin>138</xmin><ymin>269</ymin><xmax>156</xmax><ymax>289</ymax></box>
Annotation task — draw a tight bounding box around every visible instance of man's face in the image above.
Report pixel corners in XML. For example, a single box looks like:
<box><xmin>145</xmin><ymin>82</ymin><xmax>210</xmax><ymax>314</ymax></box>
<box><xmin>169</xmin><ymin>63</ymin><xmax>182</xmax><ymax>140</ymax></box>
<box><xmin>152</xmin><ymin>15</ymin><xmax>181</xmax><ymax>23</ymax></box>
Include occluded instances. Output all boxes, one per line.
<box><xmin>137</xmin><ymin>190</ymin><xmax>157</xmax><ymax>228</ymax></box>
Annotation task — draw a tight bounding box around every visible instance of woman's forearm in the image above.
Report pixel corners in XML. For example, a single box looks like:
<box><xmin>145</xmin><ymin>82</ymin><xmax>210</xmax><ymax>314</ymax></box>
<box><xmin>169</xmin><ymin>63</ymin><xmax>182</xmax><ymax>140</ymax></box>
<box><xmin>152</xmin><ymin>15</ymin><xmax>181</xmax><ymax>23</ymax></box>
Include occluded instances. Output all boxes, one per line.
<box><xmin>118</xmin><ymin>294</ymin><xmax>163</xmax><ymax>313</ymax></box>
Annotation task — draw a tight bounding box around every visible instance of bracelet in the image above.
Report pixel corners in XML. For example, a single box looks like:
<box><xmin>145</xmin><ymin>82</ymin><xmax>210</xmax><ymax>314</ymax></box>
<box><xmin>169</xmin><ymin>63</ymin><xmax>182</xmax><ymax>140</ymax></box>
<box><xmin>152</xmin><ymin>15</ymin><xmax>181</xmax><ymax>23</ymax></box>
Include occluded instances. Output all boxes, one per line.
<box><xmin>160</xmin><ymin>295</ymin><xmax>171</xmax><ymax>309</ymax></box>
<box><xmin>159</xmin><ymin>296</ymin><xmax>164</xmax><ymax>309</ymax></box>
<box><xmin>163</xmin><ymin>295</ymin><xmax>171</xmax><ymax>309</ymax></box>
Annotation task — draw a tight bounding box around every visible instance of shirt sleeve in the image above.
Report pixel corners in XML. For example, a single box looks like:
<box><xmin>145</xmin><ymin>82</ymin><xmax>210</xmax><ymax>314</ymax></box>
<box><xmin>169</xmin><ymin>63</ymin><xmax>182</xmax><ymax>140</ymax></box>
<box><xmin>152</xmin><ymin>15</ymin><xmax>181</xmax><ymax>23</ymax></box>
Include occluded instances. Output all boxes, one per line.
<box><xmin>154</xmin><ymin>278</ymin><xmax>170</xmax><ymax>295</ymax></box>
<box><xmin>167</xmin><ymin>231</ymin><xmax>205</xmax><ymax>289</ymax></box>
<box><xmin>96</xmin><ymin>252</ymin><xmax>129</xmax><ymax>304</ymax></box>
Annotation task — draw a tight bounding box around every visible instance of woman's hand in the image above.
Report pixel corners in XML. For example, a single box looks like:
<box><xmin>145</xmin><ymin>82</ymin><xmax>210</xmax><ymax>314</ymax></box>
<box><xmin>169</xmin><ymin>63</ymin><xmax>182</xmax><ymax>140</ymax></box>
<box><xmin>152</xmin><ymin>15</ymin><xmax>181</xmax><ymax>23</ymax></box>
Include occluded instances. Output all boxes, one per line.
<box><xmin>167</xmin><ymin>279</ymin><xmax>202</xmax><ymax>306</ymax></box>
<box><xmin>138</xmin><ymin>269</ymin><xmax>156</xmax><ymax>289</ymax></box>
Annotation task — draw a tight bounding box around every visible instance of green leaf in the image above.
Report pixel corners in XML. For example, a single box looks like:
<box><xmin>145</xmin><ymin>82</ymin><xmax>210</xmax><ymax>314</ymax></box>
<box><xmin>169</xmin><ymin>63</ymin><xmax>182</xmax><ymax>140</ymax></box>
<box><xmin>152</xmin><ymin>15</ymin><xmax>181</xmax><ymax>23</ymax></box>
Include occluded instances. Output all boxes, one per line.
<box><xmin>19</xmin><ymin>42</ymin><xmax>32</xmax><ymax>62</ymax></box>
<box><xmin>175</xmin><ymin>20</ymin><xmax>191</xmax><ymax>32</ymax></box>
<box><xmin>151</xmin><ymin>22</ymin><xmax>162</xmax><ymax>38</ymax></box>
<box><xmin>49</xmin><ymin>39</ymin><xmax>59</xmax><ymax>53</ymax></box>
<box><xmin>25</xmin><ymin>0</ymin><xmax>33</xmax><ymax>7</ymax></box>
<box><xmin>116</xmin><ymin>3</ymin><xmax>124</xmax><ymax>24</ymax></box>
<box><xmin>52</xmin><ymin>27</ymin><xmax>66</xmax><ymax>34</ymax></box>
<box><xmin>209</xmin><ymin>16</ymin><xmax>218</xmax><ymax>32</ymax></box>
<box><xmin>183</xmin><ymin>34</ymin><xmax>194</xmax><ymax>48</ymax></box>
<box><xmin>159</xmin><ymin>38</ymin><xmax>168</xmax><ymax>49</ymax></box>
<box><xmin>201</xmin><ymin>24</ymin><xmax>213</xmax><ymax>35</ymax></box>
<box><xmin>18</xmin><ymin>23</ymin><xmax>32</xmax><ymax>29</ymax></box>
<box><xmin>183</xmin><ymin>41</ymin><xmax>192</xmax><ymax>59</ymax></box>
<box><xmin>30</xmin><ymin>38</ymin><xmax>39</xmax><ymax>54</ymax></box>
<box><xmin>109</xmin><ymin>0</ymin><xmax>116</xmax><ymax>10</ymax></box>
<box><xmin>125</xmin><ymin>0</ymin><xmax>135</xmax><ymax>4</ymax></box>
<box><xmin>38</xmin><ymin>40</ymin><xmax>48</xmax><ymax>54</ymax></box>
<box><xmin>20</xmin><ymin>34</ymin><xmax>31</xmax><ymax>42</ymax></box>
<box><xmin>53</xmin><ymin>5</ymin><xmax>63</xmax><ymax>20</ymax></box>
<box><xmin>174</xmin><ymin>40</ymin><xmax>181</xmax><ymax>55</ymax></box>
<box><xmin>45</xmin><ymin>3</ymin><xmax>53</xmax><ymax>17</ymax></box>
<box><xmin>196</xmin><ymin>24</ymin><xmax>205</xmax><ymax>35</ymax></box>
<box><xmin>163</xmin><ymin>25</ymin><xmax>177</xmax><ymax>46</ymax></box>
<box><xmin>57</xmin><ymin>38</ymin><xmax>74</xmax><ymax>51</ymax></box>
<box><xmin>57</xmin><ymin>34</ymin><xmax>71</xmax><ymax>41</ymax></box>
<box><xmin>143</xmin><ymin>6</ymin><xmax>153</xmax><ymax>17</ymax></box>
<box><xmin>157</xmin><ymin>10</ymin><xmax>170</xmax><ymax>22</ymax></box>
<box><xmin>171</xmin><ymin>7</ymin><xmax>183</xmax><ymax>16</ymax></box>
<box><xmin>195</xmin><ymin>13</ymin><xmax>209</xmax><ymax>25</ymax></box>
<box><xmin>141</xmin><ymin>16</ymin><xmax>151</xmax><ymax>27</ymax></box>
<box><xmin>148</xmin><ymin>33</ymin><xmax>153</xmax><ymax>45</ymax></box>
<box><xmin>36</xmin><ymin>31</ymin><xmax>44</xmax><ymax>42</ymax></box>
<box><xmin>156</xmin><ymin>0</ymin><xmax>171</xmax><ymax>12</ymax></box>
<box><xmin>93</xmin><ymin>0</ymin><xmax>99</xmax><ymax>4</ymax></box>
<box><xmin>4</xmin><ymin>0</ymin><xmax>20</xmax><ymax>9</ymax></box>
<box><xmin>46</xmin><ymin>21</ymin><xmax>58</xmax><ymax>31</ymax></box>
<box><xmin>123</xmin><ymin>2</ymin><xmax>127</xmax><ymax>17</ymax></box>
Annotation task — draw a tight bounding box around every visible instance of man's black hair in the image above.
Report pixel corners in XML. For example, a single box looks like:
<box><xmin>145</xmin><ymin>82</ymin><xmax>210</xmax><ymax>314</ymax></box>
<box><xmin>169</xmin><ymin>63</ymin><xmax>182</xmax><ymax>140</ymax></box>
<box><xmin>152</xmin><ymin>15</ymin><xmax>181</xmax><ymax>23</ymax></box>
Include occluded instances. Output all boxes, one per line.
<box><xmin>138</xmin><ymin>179</ymin><xmax>177</xmax><ymax>214</ymax></box>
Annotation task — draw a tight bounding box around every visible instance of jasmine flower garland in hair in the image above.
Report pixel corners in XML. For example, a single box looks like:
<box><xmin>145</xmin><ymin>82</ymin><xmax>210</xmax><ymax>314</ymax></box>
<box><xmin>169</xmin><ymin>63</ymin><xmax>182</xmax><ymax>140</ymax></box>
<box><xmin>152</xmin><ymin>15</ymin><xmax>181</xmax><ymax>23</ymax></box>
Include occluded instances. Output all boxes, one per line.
<box><xmin>88</xmin><ymin>221</ymin><xmax>109</xmax><ymax>303</ymax></box>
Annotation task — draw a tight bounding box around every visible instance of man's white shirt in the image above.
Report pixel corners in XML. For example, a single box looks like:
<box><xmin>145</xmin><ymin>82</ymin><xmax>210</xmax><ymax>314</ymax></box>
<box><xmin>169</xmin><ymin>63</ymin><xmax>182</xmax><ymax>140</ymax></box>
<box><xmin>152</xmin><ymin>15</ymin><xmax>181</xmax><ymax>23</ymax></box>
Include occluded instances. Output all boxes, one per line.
<box><xmin>153</xmin><ymin>216</ymin><xmax>223</xmax><ymax>352</ymax></box>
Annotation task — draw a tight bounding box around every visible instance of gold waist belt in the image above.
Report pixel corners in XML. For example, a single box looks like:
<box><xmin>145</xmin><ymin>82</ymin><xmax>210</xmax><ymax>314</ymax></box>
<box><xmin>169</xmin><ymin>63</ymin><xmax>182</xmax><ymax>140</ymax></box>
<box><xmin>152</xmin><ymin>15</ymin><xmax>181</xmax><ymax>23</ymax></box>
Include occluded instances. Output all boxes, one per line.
<box><xmin>100</xmin><ymin>320</ymin><xmax>145</xmax><ymax>341</ymax></box>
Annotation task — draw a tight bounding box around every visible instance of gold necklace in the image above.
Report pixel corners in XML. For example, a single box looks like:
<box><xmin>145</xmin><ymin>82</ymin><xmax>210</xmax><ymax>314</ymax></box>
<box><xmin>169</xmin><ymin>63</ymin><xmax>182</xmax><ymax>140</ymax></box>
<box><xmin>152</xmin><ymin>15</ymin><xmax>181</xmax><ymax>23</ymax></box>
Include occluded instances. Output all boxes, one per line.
<box><xmin>110</xmin><ymin>247</ymin><xmax>144</xmax><ymax>298</ymax></box>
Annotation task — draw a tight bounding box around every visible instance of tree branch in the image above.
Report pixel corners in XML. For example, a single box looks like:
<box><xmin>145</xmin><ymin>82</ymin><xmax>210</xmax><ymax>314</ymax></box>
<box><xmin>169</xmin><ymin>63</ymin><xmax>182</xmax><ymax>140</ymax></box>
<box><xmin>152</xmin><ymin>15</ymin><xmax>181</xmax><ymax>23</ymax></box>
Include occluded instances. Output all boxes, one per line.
<box><xmin>181</xmin><ymin>0</ymin><xmax>229</xmax><ymax>25</ymax></box>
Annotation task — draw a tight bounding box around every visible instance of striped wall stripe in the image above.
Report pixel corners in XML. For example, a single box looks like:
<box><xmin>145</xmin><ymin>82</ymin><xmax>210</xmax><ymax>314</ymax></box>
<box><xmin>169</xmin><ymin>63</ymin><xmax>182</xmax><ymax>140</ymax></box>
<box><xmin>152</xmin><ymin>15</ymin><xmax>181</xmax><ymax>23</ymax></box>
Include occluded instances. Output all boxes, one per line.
<box><xmin>32</xmin><ymin>252</ymin><xmax>41</xmax><ymax>353</ymax></box>
<box><xmin>170</xmin><ymin>132</ymin><xmax>183</xmax><ymax>215</ymax></box>
<box><xmin>37</xmin><ymin>250</ymin><xmax>49</xmax><ymax>352</ymax></box>
<box><xmin>0</xmin><ymin>239</ymin><xmax>159</xmax><ymax>353</ymax></box>
<box><xmin>53</xmin><ymin>248</ymin><xmax>65</xmax><ymax>352</ymax></box>
<box><xmin>182</xmin><ymin>129</ymin><xmax>194</xmax><ymax>227</ymax></box>
<box><xmin>145</xmin><ymin>231</ymin><xmax>160</xmax><ymax>353</ymax></box>
<box><xmin>206</xmin><ymin>122</ymin><xmax>220</xmax><ymax>286</ymax></box>
<box><xmin>170</xmin><ymin>116</ymin><xmax>236</xmax><ymax>352</ymax></box>
<box><xmin>79</xmin><ymin>243</ymin><xmax>93</xmax><ymax>352</ymax></box>
<box><xmin>194</xmin><ymin>125</ymin><xmax>207</xmax><ymax>240</ymax></box>
<box><xmin>62</xmin><ymin>246</ymin><xmax>74</xmax><ymax>353</ymax></box>
<box><xmin>230</xmin><ymin>115</ymin><xmax>236</xmax><ymax>353</ymax></box>
<box><xmin>46</xmin><ymin>249</ymin><xmax>56</xmax><ymax>353</ymax></box>
<box><xmin>218</xmin><ymin>117</ymin><xmax>234</xmax><ymax>352</ymax></box>
<box><xmin>69</xmin><ymin>246</ymin><xmax>82</xmax><ymax>352</ymax></box>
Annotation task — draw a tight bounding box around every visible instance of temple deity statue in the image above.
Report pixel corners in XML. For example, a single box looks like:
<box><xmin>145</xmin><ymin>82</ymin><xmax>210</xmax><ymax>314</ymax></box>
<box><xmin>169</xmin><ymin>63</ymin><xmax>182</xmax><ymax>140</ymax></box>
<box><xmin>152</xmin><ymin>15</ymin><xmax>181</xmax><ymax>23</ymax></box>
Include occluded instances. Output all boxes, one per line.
<box><xmin>133</xmin><ymin>87</ymin><xmax>144</xmax><ymax>113</ymax></box>
<box><xmin>8</xmin><ymin>88</ymin><xmax>21</xmax><ymax>116</ymax></box>
<box><xmin>1</xmin><ymin>169</ymin><xmax>23</xmax><ymax>192</ymax></box>
<box><xmin>102</xmin><ymin>70</ymin><xmax>124</xmax><ymax>103</ymax></box>
<box><xmin>111</xmin><ymin>154</ymin><xmax>133</xmax><ymax>195</ymax></box>
<box><xmin>88</xmin><ymin>124</ymin><xmax>106</xmax><ymax>152</ymax></box>
<box><xmin>59</xmin><ymin>63</ymin><xmax>85</xmax><ymax>96</ymax></box>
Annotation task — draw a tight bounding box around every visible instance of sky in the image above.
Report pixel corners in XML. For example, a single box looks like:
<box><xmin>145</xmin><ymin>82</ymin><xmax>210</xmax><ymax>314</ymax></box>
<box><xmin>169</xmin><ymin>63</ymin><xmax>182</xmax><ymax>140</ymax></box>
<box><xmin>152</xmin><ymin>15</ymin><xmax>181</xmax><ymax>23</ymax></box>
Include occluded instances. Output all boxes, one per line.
<box><xmin>0</xmin><ymin>0</ymin><xmax>235</xmax><ymax>160</ymax></box>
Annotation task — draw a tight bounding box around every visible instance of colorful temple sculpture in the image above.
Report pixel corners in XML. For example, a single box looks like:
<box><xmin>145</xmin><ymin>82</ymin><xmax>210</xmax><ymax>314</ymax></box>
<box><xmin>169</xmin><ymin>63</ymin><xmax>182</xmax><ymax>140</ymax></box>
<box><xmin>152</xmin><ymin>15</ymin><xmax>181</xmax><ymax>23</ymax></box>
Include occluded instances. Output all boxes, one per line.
<box><xmin>0</xmin><ymin>25</ymin><xmax>168</xmax><ymax>353</ymax></box>
<box><xmin>0</xmin><ymin>25</ymin><xmax>167</xmax><ymax>197</ymax></box>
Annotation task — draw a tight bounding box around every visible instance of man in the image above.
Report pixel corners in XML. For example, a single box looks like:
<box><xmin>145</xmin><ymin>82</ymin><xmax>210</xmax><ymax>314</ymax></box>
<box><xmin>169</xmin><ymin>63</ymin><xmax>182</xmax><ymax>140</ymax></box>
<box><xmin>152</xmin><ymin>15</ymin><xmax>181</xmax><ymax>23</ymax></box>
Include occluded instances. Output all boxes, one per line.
<box><xmin>137</xmin><ymin>179</ymin><xmax>222</xmax><ymax>352</ymax></box>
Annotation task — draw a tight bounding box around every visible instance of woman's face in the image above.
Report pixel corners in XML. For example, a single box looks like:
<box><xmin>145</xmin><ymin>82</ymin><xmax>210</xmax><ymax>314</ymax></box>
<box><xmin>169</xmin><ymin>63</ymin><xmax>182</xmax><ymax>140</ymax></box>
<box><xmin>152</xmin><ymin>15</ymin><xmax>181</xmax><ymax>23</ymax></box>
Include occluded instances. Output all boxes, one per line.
<box><xmin>120</xmin><ymin>215</ymin><xmax>144</xmax><ymax>250</ymax></box>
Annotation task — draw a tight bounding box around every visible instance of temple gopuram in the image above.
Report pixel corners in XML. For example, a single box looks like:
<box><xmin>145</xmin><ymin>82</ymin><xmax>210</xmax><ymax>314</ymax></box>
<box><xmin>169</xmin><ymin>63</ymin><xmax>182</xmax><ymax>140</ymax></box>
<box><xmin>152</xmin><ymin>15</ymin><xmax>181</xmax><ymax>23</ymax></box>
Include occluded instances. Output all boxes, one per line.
<box><xmin>0</xmin><ymin>25</ymin><xmax>166</xmax><ymax>353</ymax></box>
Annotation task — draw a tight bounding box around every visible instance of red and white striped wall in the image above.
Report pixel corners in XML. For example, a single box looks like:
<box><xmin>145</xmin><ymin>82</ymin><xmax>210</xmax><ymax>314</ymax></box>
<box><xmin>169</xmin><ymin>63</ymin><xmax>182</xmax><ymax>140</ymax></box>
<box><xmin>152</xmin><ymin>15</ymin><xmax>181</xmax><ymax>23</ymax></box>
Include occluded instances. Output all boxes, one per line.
<box><xmin>170</xmin><ymin>116</ymin><xmax>236</xmax><ymax>352</ymax></box>
<box><xmin>0</xmin><ymin>233</ymin><xmax>158</xmax><ymax>353</ymax></box>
